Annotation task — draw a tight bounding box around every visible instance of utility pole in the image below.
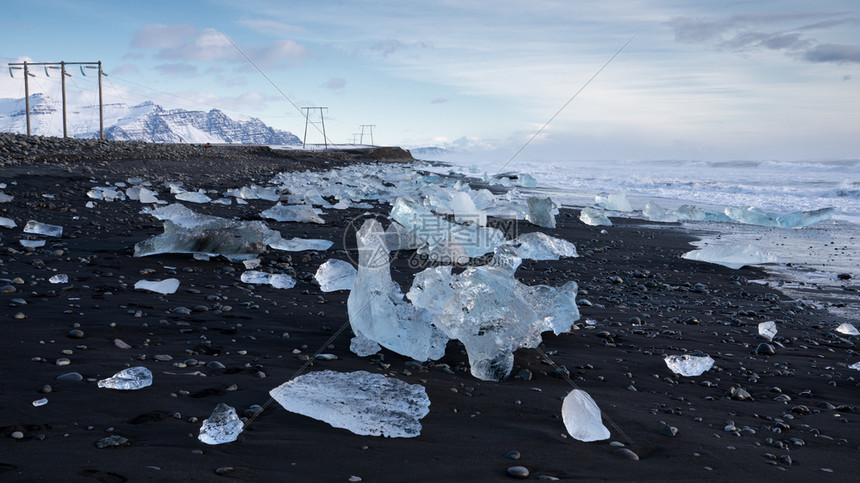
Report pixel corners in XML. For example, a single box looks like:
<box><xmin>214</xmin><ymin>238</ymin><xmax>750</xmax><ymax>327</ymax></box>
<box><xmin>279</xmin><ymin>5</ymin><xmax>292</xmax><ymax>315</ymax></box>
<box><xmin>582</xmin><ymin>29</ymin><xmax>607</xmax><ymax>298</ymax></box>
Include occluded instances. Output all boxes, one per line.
<box><xmin>359</xmin><ymin>124</ymin><xmax>375</xmax><ymax>145</ymax></box>
<box><xmin>301</xmin><ymin>107</ymin><xmax>328</xmax><ymax>149</ymax></box>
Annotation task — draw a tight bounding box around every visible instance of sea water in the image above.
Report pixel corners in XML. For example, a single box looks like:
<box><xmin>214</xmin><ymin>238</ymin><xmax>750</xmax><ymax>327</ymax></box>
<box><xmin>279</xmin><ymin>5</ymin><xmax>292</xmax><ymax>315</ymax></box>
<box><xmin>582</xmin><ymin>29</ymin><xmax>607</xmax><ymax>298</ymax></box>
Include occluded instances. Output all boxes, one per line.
<box><xmin>418</xmin><ymin>156</ymin><xmax>859</xmax><ymax>321</ymax></box>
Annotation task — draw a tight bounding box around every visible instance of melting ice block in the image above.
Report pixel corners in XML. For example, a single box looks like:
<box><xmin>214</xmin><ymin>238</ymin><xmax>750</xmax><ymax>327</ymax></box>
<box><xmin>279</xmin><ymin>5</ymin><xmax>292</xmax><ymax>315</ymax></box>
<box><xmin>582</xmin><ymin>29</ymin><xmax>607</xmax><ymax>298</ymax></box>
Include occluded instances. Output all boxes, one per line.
<box><xmin>384</xmin><ymin>221</ymin><xmax>427</xmax><ymax>251</ymax></box>
<box><xmin>643</xmin><ymin>201</ymin><xmax>679</xmax><ymax>223</ymax></box>
<box><xmin>226</xmin><ymin>185</ymin><xmax>279</xmax><ymax>201</ymax></box>
<box><xmin>240</xmin><ymin>271</ymin><xmax>296</xmax><ymax>289</ymax></box>
<box><xmin>664</xmin><ymin>354</ymin><xmax>714</xmax><ymax>377</ymax></box>
<box><xmin>24</xmin><ymin>220</ymin><xmax>62</xmax><ymax>237</ymax></box>
<box><xmin>134</xmin><ymin>278</ymin><xmax>180</xmax><ymax>295</ymax></box>
<box><xmin>198</xmin><ymin>403</ymin><xmax>243</xmax><ymax>445</ymax></box>
<box><xmin>450</xmin><ymin>191</ymin><xmax>487</xmax><ymax>226</ymax></box>
<box><xmin>850</xmin><ymin>362</ymin><xmax>860</xmax><ymax>371</ymax></box>
<box><xmin>517</xmin><ymin>173</ymin><xmax>538</xmax><ymax>188</ymax></box>
<box><xmin>20</xmin><ymin>239</ymin><xmax>45</xmax><ymax>248</ymax></box>
<box><xmin>0</xmin><ymin>193</ymin><xmax>13</xmax><ymax>203</ymax></box>
<box><xmin>0</xmin><ymin>217</ymin><xmax>16</xmax><ymax>229</ymax></box>
<box><xmin>269</xmin><ymin>370</ymin><xmax>430</xmax><ymax>438</ymax></box>
<box><xmin>724</xmin><ymin>206</ymin><xmax>834</xmax><ymax>228</ymax></box>
<box><xmin>675</xmin><ymin>205</ymin><xmax>733</xmax><ymax>222</ymax></box>
<box><xmin>682</xmin><ymin>244</ymin><xmax>777</xmax><ymax>269</ymax></box>
<box><xmin>49</xmin><ymin>274</ymin><xmax>68</xmax><ymax>284</ymax></box>
<box><xmin>314</xmin><ymin>259</ymin><xmax>356</xmax><ymax>292</ymax></box>
<box><xmin>260</xmin><ymin>202</ymin><xmax>324</xmax><ymax>224</ymax></box>
<box><xmin>758</xmin><ymin>321</ymin><xmax>778</xmax><ymax>341</ymax></box>
<box><xmin>175</xmin><ymin>190</ymin><xmax>211</xmax><ymax>203</ymax></box>
<box><xmin>510</xmin><ymin>232</ymin><xmax>578</xmax><ymax>260</ymax></box>
<box><xmin>579</xmin><ymin>207</ymin><xmax>612</xmax><ymax>226</ymax></box>
<box><xmin>835</xmin><ymin>323</ymin><xmax>859</xmax><ymax>336</ymax></box>
<box><xmin>562</xmin><ymin>389</ymin><xmax>611</xmax><ymax>442</ymax></box>
<box><xmin>595</xmin><ymin>191</ymin><xmax>632</xmax><ymax>212</ymax></box>
<box><xmin>97</xmin><ymin>367</ymin><xmax>152</xmax><ymax>390</ymax></box>
<box><xmin>525</xmin><ymin>197</ymin><xmax>557</xmax><ymax>228</ymax></box>
<box><xmin>347</xmin><ymin>219</ymin><xmax>448</xmax><ymax>362</ymax></box>
<box><xmin>269</xmin><ymin>238</ymin><xmax>334</xmax><ymax>251</ymax></box>
<box><xmin>141</xmin><ymin>203</ymin><xmax>216</xmax><ymax>228</ymax></box>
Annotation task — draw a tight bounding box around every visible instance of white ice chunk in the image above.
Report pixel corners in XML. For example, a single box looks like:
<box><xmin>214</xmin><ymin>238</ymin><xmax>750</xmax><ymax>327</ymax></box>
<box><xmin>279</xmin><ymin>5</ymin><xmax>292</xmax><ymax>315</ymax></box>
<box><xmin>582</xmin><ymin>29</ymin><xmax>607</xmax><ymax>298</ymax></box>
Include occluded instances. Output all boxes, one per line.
<box><xmin>0</xmin><ymin>217</ymin><xmax>15</xmax><ymax>229</ymax></box>
<box><xmin>562</xmin><ymin>389</ymin><xmax>611</xmax><ymax>442</ymax></box>
<box><xmin>850</xmin><ymin>362</ymin><xmax>860</xmax><ymax>371</ymax></box>
<box><xmin>269</xmin><ymin>370</ymin><xmax>430</xmax><ymax>438</ymax></box>
<box><xmin>525</xmin><ymin>197</ymin><xmax>557</xmax><ymax>228</ymax></box>
<box><xmin>758</xmin><ymin>321</ymin><xmax>778</xmax><ymax>341</ymax></box>
<box><xmin>664</xmin><ymin>354</ymin><xmax>714</xmax><ymax>376</ymax></box>
<box><xmin>595</xmin><ymin>191</ymin><xmax>632</xmax><ymax>212</ymax></box>
<box><xmin>579</xmin><ymin>207</ymin><xmax>612</xmax><ymax>226</ymax></box>
<box><xmin>724</xmin><ymin>206</ymin><xmax>834</xmax><ymax>228</ymax></box>
<box><xmin>240</xmin><ymin>271</ymin><xmax>296</xmax><ymax>289</ymax></box>
<box><xmin>314</xmin><ymin>259</ymin><xmax>356</xmax><ymax>292</ymax></box>
<box><xmin>49</xmin><ymin>274</ymin><xmax>68</xmax><ymax>284</ymax></box>
<box><xmin>226</xmin><ymin>185</ymin><xmax>280</xmax><ymax>201</ymax></box>
<box><xmin>510</xmin><ymin>232</ymin><xmax>578</xmax><ymax>260</ymax></box>
<box><xmin>384</xmin><ymin>221</ymin><xmax>427</xmax><ymax>252</ymax></box>
<box><xmin>682</xmin><ymin>244</ymin><xmax>777</xmax><ymax>269</ymax></box>
<box><xmin>835</xmin><ymin>322</ymin><xmax>859</xmax><ymax>336</ymax></box>
<box><xmin>134</xmin><ymin>278</ymin><xmax>180</xmax><ymax>295</ymax></box>
<box><xmin>450</xmin><ymin>191</ymin><xmax>487</xmax><ymax>226</ymax></box>
<box><xmin>97</xmin><ymin>367</ymin><xmax>153</xmax><ymax>390</ymax></box>
<box><xmin>674</xmin><ymin>204</ymin><xmax>733</xmax><ymax>222</ymax></box>
<box><xmin>142</xmin><ymin>203</ymin><xmax>217</xmax><ymax>228</ymax></box>
<box><xmin>138</xmin><ymin>188</ymin><xmax>161</xmax><ymax>204</ymax></box>
<box><xmin>303</xmin><ymin>188</ymin><xmax>332</xmax><ymax>208</ymax></box>
<box><xmin>175</xmin><ymin>190</ymin><xmax>211</xmax><ymax>203</ymax></box>
<box><xmin>0</xmin><ymin>193</ymin><xmax>13</xmax><ymax>203</ymax></box>
<box><xmin>643</xmin><ymin>201</ymin><xmax>679</xmax><ymax>223</ymax></box>
<box><xmin>20</xmin><ymin>239</ymin><xmax>45</xmax><ymax>248</ymax></box>
<box><xmin>198</xmin><ymin>403</ymin><xmax>243</xmax><ymax>445</ymax></box>
<box><xmin>349</xmin><ymin>333</ymin><xmax>382</xmax><ymax>356</ymax></box>
<box><xmin>269</xmin><ymin>237</ymin><xmax>333</xmax><ymax>251</ymax></box>
<box><xmin>517</xmin><ymin>173</ymin><xmax>538</xmax><ymax>188</ymax></box>
<box><xmin>260</xmin><ymin>202</ymin><xmax>324</xmax><ymax>224</ymax></box>
<box><xmin>23</xmin><ymin>220</ymin><xmax>62</xmax><ymax>237</ymax></box>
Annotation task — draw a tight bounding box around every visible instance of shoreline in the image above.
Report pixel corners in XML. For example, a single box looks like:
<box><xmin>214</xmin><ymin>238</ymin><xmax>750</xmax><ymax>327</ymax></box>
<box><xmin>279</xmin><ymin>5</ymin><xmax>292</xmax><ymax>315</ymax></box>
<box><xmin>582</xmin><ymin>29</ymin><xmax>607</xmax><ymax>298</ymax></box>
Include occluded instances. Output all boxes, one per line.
<box><xmin>1</xmin><ymin>137</ymin><xmax>858</xmax><ymax>481</ymax></box>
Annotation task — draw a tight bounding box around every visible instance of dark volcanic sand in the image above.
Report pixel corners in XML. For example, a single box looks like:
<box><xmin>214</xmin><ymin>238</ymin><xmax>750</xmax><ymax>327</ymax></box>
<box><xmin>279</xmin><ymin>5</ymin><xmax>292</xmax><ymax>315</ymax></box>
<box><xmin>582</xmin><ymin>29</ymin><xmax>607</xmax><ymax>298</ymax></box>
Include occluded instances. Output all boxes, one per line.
<box><xmin>1</xmin><ymin>139</ymin><xmax>858</xmax><ymax>481</ymax></box>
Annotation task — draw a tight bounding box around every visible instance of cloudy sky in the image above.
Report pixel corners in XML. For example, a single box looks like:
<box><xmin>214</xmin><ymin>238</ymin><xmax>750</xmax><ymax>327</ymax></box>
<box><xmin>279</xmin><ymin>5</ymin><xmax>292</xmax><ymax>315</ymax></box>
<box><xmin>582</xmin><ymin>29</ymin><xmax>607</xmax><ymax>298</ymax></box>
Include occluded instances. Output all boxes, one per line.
<box><xmin>1</xmin><ymin>0</ymin><xmax>858</xmax><ymax>161</ymax></box>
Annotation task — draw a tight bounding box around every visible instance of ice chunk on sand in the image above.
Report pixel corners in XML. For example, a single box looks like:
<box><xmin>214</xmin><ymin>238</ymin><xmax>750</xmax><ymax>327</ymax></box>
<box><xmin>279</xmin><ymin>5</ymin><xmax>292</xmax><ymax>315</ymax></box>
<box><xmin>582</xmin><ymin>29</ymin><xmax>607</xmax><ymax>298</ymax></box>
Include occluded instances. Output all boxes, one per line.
<box><xmin>724</xmin><ymin>206</ymin><xmax>834</xmax><ymax>228</ymax></box>
<box><xmin>314</xmin><ymin>259</ymin><xmax>356</xmax><ymax>292</ymax></box>
<box><xmin>517</xmin><ymin>173</ymin><xmax>538</xmax><ymax>188</ymax></box>
<box><xmin>562</xmin><ymin>389</ymin><xmax>610</xmax><ymax>442</ymax></box>
<box><xmin>49</xmin><ymin>274</ymin><xmax>68</xmax><ymax>284</ymax></box>
<box><xmin>509</xmin><ymin>232</ymin><xmax>578</xmax><ymax>260</ymax></box>
<box><xmin>595</xmin><ymin>191</ymin><xmax>632</xmax><ymax>212</ymax></box>
<box><xmin>142</xmin><ymin>203</ymin><xmax>216</xmax><ymax>228</ymax></box>
<box><xmin>226</xmin><ymin>185</ymin><xmax>279</xmax><ymax>201</ymax></box>
<box><xmin>579</xmin><ymin>207</ymin><xmax>612</xmax><ymax>226</ymax></box>
<box><xmin>682</xmin><ymin>244</ymin><xmax>777</xmax><ymax>269</ymax></box>
<box><xmin>643</xmin><ymin>201</ymin><xmax>679</xmax><ymax>223</ymax></box>
<box><xmin>0</xmin><ymin>192</ymin><xmax>13</xmax><ymax>203</ymax></box>
<box><xmin>525</xmin><ymin>197</ymin><xmax>557</xmax><ymax>228</ymax></box>
<box><xmin>269</xmin><ymin>370</ymin><xmax>430</xmax><ymax>438</ymax></box>
<box><xmin>664</xmin><ymin>354</ymin><xmax>714</xmax><ymax>376</ymax></box>
<box><xmin>850</xmin><ymin>362</ymin><xmax>860</xmax><ymax>371</ymax></box>
<box><xmin>97</xmin><ymin>367</ymin><xmax>153</xmax><ymax>390</ymax></box>
<box><xmin>0</xmin><ymin>217</ymin><xmax>16</xmax><ymax>229</ymax></box>
<box><xmin>347</xmin><ymin>219</ymin><xmax>448</xmax><ymax>362</ymax></box>
<box><xmin>835</xmin><ymin>322</ymin><xmax>859</xmax><ymax>336</ymax></box>
<box><xmin>135</xmin><ymin>278</ymin><xmax>180</xmax><ymax>294</ymax></box>
<box><xmin>260</xmin><ymin>202</ymin><xmax>324</xmax><ymax>224</ymax></box>
<box><xmin>384</xmin><ymin>221</ymin><xmax>427</xmax><ymax>251</ymax></box>
<box><xmin>269</xmin><ymin>237</ymin><xmax>333</xmax><ymax>251</ymax></box>
<box><xmin>240</xmin><ymin>271</ymin><xmax>296</xmax><ymax>289</ymax></box>
<box><xmin>24</xmin><ymin>220</ymin><xmax>62</xmax><ymax>237</ymax></box>
<box><xmin>450</xmin><ymin>191</ymin><xmax>487</xmax><ymax>226</ymax></box>
<box><xmin>20</xmin><ymin>239</ymin><xmax>45</xmax><ymax>248</ymax></box>
<box><xmin>675</xmin><ymin>204</ymin><xmax>733</xmax><ymax>222</ymax></box>
<box><xmin>135</xmin><ymin>218</ymin><xmax>282</xmax><ymax>262</ymax></box>
<box><xmin>198</xmin><ymin>403</ymin><xmax>243</xmax><ymax>445</ymax></box>
<box><xmin>175</xmin><ymin>190</ymin><xmax>211</xmax><ymax>203</ymax></box>
<box><xmin>349</xmin><ymin>333</ymin><xmax>382</xmax><ymax>356</ymax></box>
<box><xmin>758</xmin><ymin>321</ymin><xmax>778</xmax><ymax>341</ymax></box>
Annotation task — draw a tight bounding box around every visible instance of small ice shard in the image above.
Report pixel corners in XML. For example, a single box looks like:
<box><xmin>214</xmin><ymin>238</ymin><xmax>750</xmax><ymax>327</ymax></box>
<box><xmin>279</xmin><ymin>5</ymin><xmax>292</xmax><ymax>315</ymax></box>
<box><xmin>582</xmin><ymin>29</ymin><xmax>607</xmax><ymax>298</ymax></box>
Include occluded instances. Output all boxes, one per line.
<box><xmin>141</xmin><ymin>203</ymin><xmax>217</xmax><ymax>228</ymax></box>
<box><xmin>243</xmin><ymin>258</ymin><xmax>261</xmax><ymax>269</ymax></box>
<box><xmin>138</xmin><ymin>188</ymin><xmax>160</xmax><ymax>204</ymax></box>
<box><xmin>643</xmin><ymin>201</ymin><xmax>679</xmax><ymax>223</ymax></box>
<box><xmin>509</xmin><ymin>232</ymin><xmax>578</xmax><ymax>260</ymax></box>
<box><xmin>525</xmin><ymin>197</ymin><xmax>557</xmax><ymax>228</ymax></box>
<box><xmin>23</xmin><ymin>220</ymin><xmax>62</xmax><ymax>237</ymax></box>
<box><xmin>226</xmin><ymin>185</ymin><xmax>279</xmax><ymax>201</ymax></box>
<box><xmin>682</xmin><ymin>244</ymin><xmax>777</xmax><ymax>269</ymax></box>
<box><xmin>517</xmin><ymin>173</ymin><xmax>538</xmax><ymax>188</ymax></box>
<box><xmin>198</xmin><ymin>403</ymin><xmax>243</xmax><ymax>445</ymax></box>
<box><xmin>724</xmin><ymin>206</ymin><xmax>834</xmax><ymax>228</ymax></box>
<box><xmin>212</xmin><ymin>198</ymin><xmax>232</xmax><ymax>205</ymax></box>
<box><xmin>561</xmin><ymin>389</ymin><xmax>610</xmax><ymax>442</ymax></box>
<box><xmin>134</xmin><ymin>278</ymin><xmax>180</xmax><ymax>295</ymax></box>
<box><xmin>0</xmin><ymin>192</ymin><xmax>13</xmax><ymax>203</ymax></box>
<box><xmin>0</xmin><ymin>217</ymin><xmax>16</xmax><ymax>229</ymax></box>
<box><xmin>314</xmin><ymin>259</ymin><xmax>357</xmax><ymax>292</ymax></box>
<box><xmin>303</xmin><ymin>188</ymin><xmax>333</xmax><ymax>208</ymax></box>
<box><xmin>240</xmin><ymin>271</ymin><xmax>296</xmax><ymax>289</ymax></box>
<box><xmin>595</xmin><ymin>191</ymin><xmax>633</xmax><ymax>212</ymax></box>
<box><xmin>175</xmin><ymin>190</ymin><xmax>211</xmax><ymax>203</ymax></box>
<box><xmin>49</xmin><ymin>274</ymin><xmax>68</xmax><ymax>284</ymax></box>
<box><xmin>332</xmin><ymin>199</ymin><xmax>350</xmax><ymax>210</ymax></box>
<box><xmin>32</xmin><ymin>398</ymin><xmax>48</xmax><ymax>407</ymax></box>
<box><xmin>450</xmin><ymin>191</ymin><xmax>487</xmax><ymax>226</ymax></box>
<box><xmin>20</xmin><ymin>239</ymin><xmax>45</xmax><ymax>248</ymax></box>
<box><xmin>758</xmin><ymin>321</ymin><xmax>777</xmax><ymax>341</ymax></box>
<box><xmin>579</xmin><ymin>207</ymin><xmax>612</xmax><ymax>226</ymax></box>
<box><xmin>260</xmin><ymin>202</ymin><xmax>324</xmax><ymax>224</ymax></box>
<box><xmin>97</xmin><ymin>366</ymin><xmax>153</xmax><ymax>390</ymax></box>
<box><xmin>85</xmin><ymin>201</ymin><xmax>95</xmax><ymax>209</ymax></box>
<box><xmin>349</xmin><ymin>333</ymin><xmax>382</xmax><ymax>356</ymax></box>
<box><xmin>664</xmin><ymin>354</ymin><xmax>714</xmax><ymax>376</ymax></box>
<box><xmin>850</xmin><ymin>362</ymin><xmax>860</xmax><ymax>371</ymax></box>
<box><xmin>269</xmin><ymin>370</ymin><xmax>430</xmax><ymax>438</ymax></box>
<box><xmin>674</xmin><ymin>204</ymin><xmax>733</xmax><ymax>222</ymax></box>
<box><xmin>269</xmin><ymin>237</ymin><xmax>334</xmax><ymax>251</ymax></box>
<box><xmin>835</xmin><ymin>323</ymin><xmax>859</xmax><ymax>336</ymax></box>
<box><xmin>135</xmin><ymin>217</ymin><xmax>282</xmax><ymax>262</ymax></box>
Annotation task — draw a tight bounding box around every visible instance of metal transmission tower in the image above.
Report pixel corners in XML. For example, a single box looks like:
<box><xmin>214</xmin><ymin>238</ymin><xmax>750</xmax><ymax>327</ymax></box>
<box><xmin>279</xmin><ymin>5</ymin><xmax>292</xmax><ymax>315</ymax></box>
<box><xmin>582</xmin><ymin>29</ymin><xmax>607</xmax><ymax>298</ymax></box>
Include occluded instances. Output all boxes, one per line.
<box><xmin>359</xmin><ymin>124</ymin><xmax>376</xmax><ymax>145</ymax></box>
<box><xmin>8</xmin><ymin>60</ymin><xmax>107</xmax><ymax>139</ymax></box>
<box><xmin>301</xmin><ymin>107</ymin><xmax>328</xmax><ymax>149</ymax></box>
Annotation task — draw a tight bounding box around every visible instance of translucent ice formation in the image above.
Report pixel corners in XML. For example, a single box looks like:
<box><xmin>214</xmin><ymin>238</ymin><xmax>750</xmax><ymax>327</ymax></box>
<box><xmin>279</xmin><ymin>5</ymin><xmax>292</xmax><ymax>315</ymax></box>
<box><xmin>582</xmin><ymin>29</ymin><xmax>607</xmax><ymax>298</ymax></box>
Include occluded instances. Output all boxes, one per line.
<box><xmin>675</xmin><ymin>205</ymin><xmax>733</xmax><ymax>222</ymax></box>
<box><xmin>450</xmin><ymin>191</ymin><xmax>487</xmax><ymax>226</ymax></box>
<box><xmin>509</xmin><ymin>232</ymin><xmax>578</xmax><ymax>260</ymax></box>
<box><xmin>525</xmin><ymin>197</ymin><xmax>557</xmax><ymax>228</ymax></box>
<box><xmin>595</xmin><ymin>191</ymin><xmax>632</xmax><ymax>212</ymax></box>
<box><xmin>0</xmin><ymin>217</ymin><xmax>15</xmax><ymax>229</ymax></box>
<box><xmin>97</xmin><ymin>366</ymin><xmax>153</xmax><ymax>390</ymax></box>
<box><xmin>269</xmin><ymin>370</ymin><xmax>430</xmax><ymax>438</ymax></box>
<box><xmin>198</xmin><ymin>403</ymin><xmax>243</xmax><ymax>445</ymax></box>
<box><xmin>348</xmin><ymin>219</ymin><xmax>448</xmax><ymax>361</ymax></box>
<box><xmin>226</xmin><ymin>185</ymin><xmax>279</xmax><ymax>201</ymax></box>
<box><xmin>314</xmin><ymin>259</ymin><xmax>357</xmax><ymax>292</ymax></box>
<box><xmin>49</xmin><ymin>274</ymin><xmax>68</xmax><ymax>284</ymax></box>
<box><xmin>643</xmin><ymin>201</ymin><xmax>679</xmax><ymax>223</ymax></box>
<box><xmin>384</xmin><ymin>221</ymin><xmax>427</xmax><ymax>251</ymax></box>
<box><xmin>682</xmin><ymin>244</ymin><xmax>777</xmax><ymax>269</ymax></box>
<box><xmin>562</xmin><ymin>389</ymin><xmax>611</xmax><ymax>442</ymax></box>
<box><xmin>835</xmin><ymin>322</ymin><xmax>859</xmax><ymax>336</ymax></box>
<box><xmin>23</xmin><ymin>220</ymin><xmax>62</xmax><ymax>237</ymax></box>
<box><xmin>269</xmin><ymin>238</ymin><xmax>334</xmax><ymax>251</ymax></box>
<box><xmin>20</xmin><ymin>239</ymin><xmax>45</xmax><ymax>248</ymax></box>
<box><xmin>758</xmin><ymin>321</ymin><xmax>778</xmax><ymax>341</ymax></box>
<box><xmin>141</xmin><ymin>203</ymin><xmax>216</xmax><ymax>228</ymax></box>
<box><xmin>260</xmin><ymin>202</ymin><xmax>324</xmax><ymax>224</ymax></box>
<box><xmin>579</xmin><ymin>207</ymin><xmax>612</xmax><ymax>226</ymax></box>
<box><xmin>134</xmin><ymin>278</ymin><xmax>180</xmax><ymax>295</ymax></box>
<box><xmin>0</xmin><ymin>192</ymin><xmax>13</xmax><ymax>203</ymax></box>
<box><xmin>724</xmin><ymin>206</ymin><xmax>834</xmax><ymax>228</ymax></box>
<box><xmin>517</xmin><ymin>173</ymin><xmax>538</xmax><ymax>188</ymax></box>
<box><xmin>664</xmin><ymin>354</ymin><xmax>714</xmax><ymax>376</ymax></box>
<box><xmin>850</xmin><ymin>362</ymin><xmax>860</xmax><ymax>371</ymax></box>
<box><xmin>175</xmin><ymin>190</ymin><xmax>211</xmax><ymax>203</ymax></box>
<box><xmin>240</xmin><ymin>271</ymin><xmax>296</xmax><ymax>289</ymax></box>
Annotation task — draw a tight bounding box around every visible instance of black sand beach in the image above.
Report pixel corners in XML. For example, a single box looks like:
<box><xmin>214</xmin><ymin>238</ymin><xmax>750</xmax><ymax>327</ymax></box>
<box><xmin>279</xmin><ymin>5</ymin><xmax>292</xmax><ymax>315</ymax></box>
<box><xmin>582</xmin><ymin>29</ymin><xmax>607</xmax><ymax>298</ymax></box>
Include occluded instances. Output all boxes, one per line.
<box><xmin>1</xmin><ymin>134</ymin><xmax>857</xmax><ymax>481</ymax></box>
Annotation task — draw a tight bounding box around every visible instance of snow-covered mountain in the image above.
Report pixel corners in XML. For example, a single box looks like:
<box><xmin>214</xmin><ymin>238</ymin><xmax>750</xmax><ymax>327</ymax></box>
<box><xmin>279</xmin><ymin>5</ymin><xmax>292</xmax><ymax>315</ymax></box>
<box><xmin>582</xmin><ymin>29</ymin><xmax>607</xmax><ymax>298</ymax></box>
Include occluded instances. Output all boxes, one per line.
<box><xmin>0</xmin><ymin>94</ymin><xmax>301</xmax><ymax>144</ymax></box>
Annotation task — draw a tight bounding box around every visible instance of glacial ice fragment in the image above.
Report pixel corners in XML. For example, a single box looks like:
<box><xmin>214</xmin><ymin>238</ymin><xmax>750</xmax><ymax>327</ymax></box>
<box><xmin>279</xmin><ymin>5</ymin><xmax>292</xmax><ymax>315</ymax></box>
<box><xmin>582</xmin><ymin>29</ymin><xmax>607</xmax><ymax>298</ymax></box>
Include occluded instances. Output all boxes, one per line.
<box><xmin>260</xmin><ymin>202</ymin><xmax>324</xmax><ymax>224</ymax></box>
<box><xmin>349</xmin><ymin>334</ymin><xmax>382</xmax><ymax>356</ymax></box>
<box><xmin>97</xmin><ymin>367</ymin><xmax>153</xmax><ymax>390</ymax></box>
<box><xmin>226</xmin><ymin>185</ymin><xmax>279</xmax><ymax>201</ymax></box>
<box><xmin>49</xmin><ymin>274</ymin><xmax>68</xmax><ymax>284</ymax></box>
<box><xmin>134</xmin><ymin>278</ymin><xmax>180</xmax><ymax>295</ymax></box>
<box><xmin>347</xmin><ymin>219</ymin><xmax>448</xmax><ymax>362</ymax></box>
<box><xmin>314</xmin><ymin>259</ymin><xmax>356</xmax><ymax>292</ymax></box>
<box><xmin>850</xmin><ymin>362</ymin><xmax>860</xmax><ymax>371</ymax></box>
<box><xmin>135</xmin><ymin>217</ymin><xmax>282</xmax><ymax>262</ymax></box>
<box><xmin>198</xmin><ymin>403</ymin><xmax>243</xmax><ymax>445</ymax></box>
<box><xmin>675</xmin><ymin>204</ymin><xmax>732</xmax><ymax>222</ymax></box>
<box><xmin>595</xmin><ymin>191</ymin><xmax>632</xmax><ymax>212</ymax></box>
<box><xmin>20</xmin><ymin>239</ymin><xmax>45</xmax><ymax>248</ymax></box>
<box><xmin>664</xmin><ymin>354</ymin><xmax>714</xmax><ymax>376</ymax></box>
<box><xmin>509</xmin><ymin>232</ymin><xmax>578</xmax><ymax>260</ymax></box>
<box><xmin>141</xmin><ymin>203</ymin><xmax>217</xmax><ymax>228</ymax></box>
<box><xmin>175</xmin><ymin>190</ymin><xmax>212</xmax><ymax>203</ymax></box>
<box><xmin>525</xmin><ymin>197</ymin><xmax>557</xmax><ymax>228</ymax></box>
<box><xmin>579</xmin><ymin>207</ymin><xmax>612</xmax><ymax>226</ymax></box>
<box><xmin>682</xmin><ymin>244</ymin><xmax>777</xmax><ymax>269</ymax></box>
<box><xmin>758</xmin><ymin>321</ymin><xmax>777</xmax><ymax>341</ymax></box>
<box><xmin>724</xmin><ymin>206</ymin><xmax>834</xmax><ymax>228</ymax></box>
<box><xmin>240</xmin><ymin>271</ymin><xmax>296</xmax><ymax>289</ymax></box>
<box><xmin>643</xmin><ymin>201</ymin><xmax>679</xmax><ymax>223</ymax></box>
<box><xmin>517</xmin><ymin>173</ymin><xmax>538</xmax><ymax>188</ymax></box>
<box><xmin>562</xmin><ymin>389</ymin><xmax>611</xmax><ymax>442</ymax></box>
<box><xmin>0</xmin><ymin>217</ymin><xmax>16</xmax><ymax>229</ymax></box>
<box><xmin>23</xmin><ymin>220</ymin><xmax>62</xmax><ymax>237</ymax></box>
<box><xmin>835</xmin><ymin>323</ymin><xmax>859</xmax><ymax>336</ymax></box>
<box><xmin>450</xmin><ymin>191</ymin><xmax>487</xmax><ymax>226</ymax></box>
<box><xmin>0</xmin><ymin>193</ymin><xmax>13</xmax><ymax>203</ymax></box>
<box><xmin>384</xmin><ymin>221</ymin><xmax>427</xmax><ymax>251</ymax></box>
<box><xmin>268</xmin><ymin>238</ymin><xmax>334</xmax><ymax>251</ymax></box>
<box><xmin>269</xmin><ymin>370</ymin><xmax>430</xmax><ymax>438</ymax></box>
